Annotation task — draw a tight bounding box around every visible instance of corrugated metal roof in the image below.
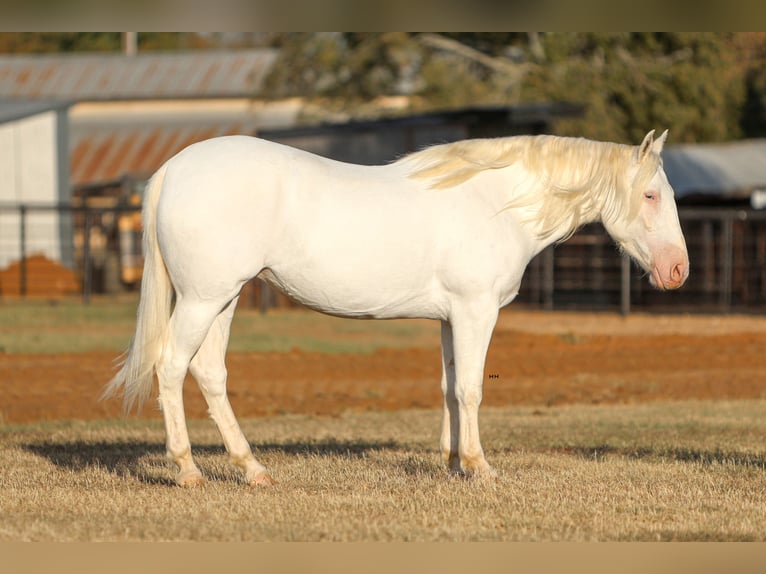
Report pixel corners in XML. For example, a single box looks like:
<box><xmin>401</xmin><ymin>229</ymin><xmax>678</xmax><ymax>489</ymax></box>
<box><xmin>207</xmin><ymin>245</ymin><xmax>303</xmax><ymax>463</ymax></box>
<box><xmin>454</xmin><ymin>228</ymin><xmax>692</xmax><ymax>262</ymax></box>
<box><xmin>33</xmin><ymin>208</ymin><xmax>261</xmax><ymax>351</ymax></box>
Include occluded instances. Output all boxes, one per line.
<box><xmin>0</xmin><ymin>50</ymin><xmax>278</xmax><ymax>101</ymax></box>
<box><xmin>70</xmin><ymin>123</ymin><xmax>252</xmax><ymax>186</ymax></box>
<box><xmin>663</xmin><ymin>139</ymin><xmax>766</xmax><ymax>200</ymax></box>
<box><xmin>68</xmin><ymin>98</ymin><xmax>301</xmax><ymax>186</ymax></box>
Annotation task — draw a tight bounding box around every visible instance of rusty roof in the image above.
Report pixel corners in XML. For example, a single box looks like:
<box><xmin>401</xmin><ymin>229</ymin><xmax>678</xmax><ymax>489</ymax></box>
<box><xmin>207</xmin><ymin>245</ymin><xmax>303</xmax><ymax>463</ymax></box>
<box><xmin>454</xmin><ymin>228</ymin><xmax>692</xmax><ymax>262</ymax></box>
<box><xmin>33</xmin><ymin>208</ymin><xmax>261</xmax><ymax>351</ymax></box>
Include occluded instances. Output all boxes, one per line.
<box><xmin>70</xmin><ymin>123</ymin><xmax>255</xmax><ymax>186</ymax></box>
<box><xmin>0</xmin><ymin>49</ymin><xmax>278</xmax><ymax>101</ymax></box>
<box><xmin>68</xmin><ymin>96</ymin><xmax>301</xmax><ymax>187</ymax></box>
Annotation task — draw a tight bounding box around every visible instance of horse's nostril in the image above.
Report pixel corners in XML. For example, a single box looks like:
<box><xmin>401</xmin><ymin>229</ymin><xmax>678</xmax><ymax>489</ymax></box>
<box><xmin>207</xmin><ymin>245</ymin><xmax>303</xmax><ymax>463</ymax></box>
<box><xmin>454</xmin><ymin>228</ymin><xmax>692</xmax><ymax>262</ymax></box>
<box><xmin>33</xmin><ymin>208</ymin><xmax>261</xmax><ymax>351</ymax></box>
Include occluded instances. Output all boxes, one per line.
<box><xmin>671</xmin><ymin>262</ymin><xmax>687</xmax><ymax>285</ymax></box>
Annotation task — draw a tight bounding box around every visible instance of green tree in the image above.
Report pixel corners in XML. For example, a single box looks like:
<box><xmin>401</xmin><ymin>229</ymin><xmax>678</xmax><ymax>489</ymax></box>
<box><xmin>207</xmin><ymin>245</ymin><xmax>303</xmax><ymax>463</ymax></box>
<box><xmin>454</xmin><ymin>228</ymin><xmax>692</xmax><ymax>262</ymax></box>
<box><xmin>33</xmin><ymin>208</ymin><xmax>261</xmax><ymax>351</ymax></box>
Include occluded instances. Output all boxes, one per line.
<box><xmin>738</xmin><ymin>33</ymin><xmax>766</xmax><ymax>137</ymax></box>
<box><xmin>263</xmin><ymin>33</ymin><xmax>423</xmax><ymax>101</ymax></box>
<box><xmin>521</xmin><ymin>33</ymin><xmax>746</xmax><ymax>143</ymax></box>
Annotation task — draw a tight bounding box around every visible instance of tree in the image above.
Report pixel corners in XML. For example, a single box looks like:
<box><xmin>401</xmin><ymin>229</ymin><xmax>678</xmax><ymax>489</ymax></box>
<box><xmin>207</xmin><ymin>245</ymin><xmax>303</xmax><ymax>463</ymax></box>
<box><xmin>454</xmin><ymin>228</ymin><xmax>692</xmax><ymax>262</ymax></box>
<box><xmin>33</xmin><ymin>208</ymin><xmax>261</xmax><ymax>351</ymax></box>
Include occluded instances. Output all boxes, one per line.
<box><xmin>520</xmin><ymin>33</ymin><xmax>746</xmax><ymax>143</ymax></box>
<box><xmin>262</xmin><ymin>33</ymin><xmax>760</xmax><ymax>143</ymax></box>
<box><xmin>737</xmin><ymin>33</ymin><xmax>766</xmax><ymax>137</ymax></box>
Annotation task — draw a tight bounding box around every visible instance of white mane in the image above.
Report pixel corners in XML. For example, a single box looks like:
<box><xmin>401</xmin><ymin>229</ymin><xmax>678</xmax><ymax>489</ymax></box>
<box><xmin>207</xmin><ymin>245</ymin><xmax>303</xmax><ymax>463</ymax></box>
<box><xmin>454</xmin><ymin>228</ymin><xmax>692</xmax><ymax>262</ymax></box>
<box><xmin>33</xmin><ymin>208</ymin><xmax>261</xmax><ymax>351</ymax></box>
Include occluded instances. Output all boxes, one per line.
<box><xmin>398</xmin><ymin>135</ymin><xmax>661</xmax><ymax>240</ymax></box>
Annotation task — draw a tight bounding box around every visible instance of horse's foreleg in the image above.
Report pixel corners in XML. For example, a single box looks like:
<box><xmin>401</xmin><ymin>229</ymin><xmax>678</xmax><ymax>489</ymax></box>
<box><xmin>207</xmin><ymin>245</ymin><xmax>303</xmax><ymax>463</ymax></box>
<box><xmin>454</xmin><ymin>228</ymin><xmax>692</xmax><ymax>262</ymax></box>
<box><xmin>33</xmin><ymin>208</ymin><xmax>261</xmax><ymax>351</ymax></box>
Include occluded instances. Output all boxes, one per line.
<box><xmin>447</xmin><ymin>301</ymin><xmax>499</xmax><ymax>479</ymax></box>
<box><xmin>439</xmin><ymin>320</ymin><xmax>460</xmax><ymax>473</ymax></box>
<box><xmin>189</xmin><ymin>297</ymin><xmax>274</xmax><ymax>486</ymax></box>
<box><xmin>156</xmin><ymin>298</ymin><xmax>223</xmax><ymax>487</ymax></box>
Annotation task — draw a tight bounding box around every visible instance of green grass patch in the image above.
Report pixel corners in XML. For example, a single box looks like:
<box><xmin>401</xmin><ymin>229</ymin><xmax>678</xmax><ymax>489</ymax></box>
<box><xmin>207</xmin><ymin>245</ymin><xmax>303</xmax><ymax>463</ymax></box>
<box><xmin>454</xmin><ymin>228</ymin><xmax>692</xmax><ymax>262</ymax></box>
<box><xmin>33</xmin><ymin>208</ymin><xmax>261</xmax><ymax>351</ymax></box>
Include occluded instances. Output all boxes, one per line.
<box><xmin>0</xmin><ymin>297</ymin><xmax>439</xmax><ymax>354</ymax></box>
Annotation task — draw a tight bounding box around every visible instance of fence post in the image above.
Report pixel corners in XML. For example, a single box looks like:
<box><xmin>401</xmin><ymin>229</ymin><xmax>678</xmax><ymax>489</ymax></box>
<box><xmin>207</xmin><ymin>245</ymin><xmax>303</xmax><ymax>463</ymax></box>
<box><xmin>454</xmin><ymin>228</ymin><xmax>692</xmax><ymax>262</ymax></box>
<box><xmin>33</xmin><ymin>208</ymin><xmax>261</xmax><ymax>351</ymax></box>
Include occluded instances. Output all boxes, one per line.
<box><xmin>19</xmin><ymin>204</ymin><xmax>27</xmax><ymax>297</ymax></box>
<box><xmin>720</xmin><ymin>214</ymin><xmax>733</xmax><ymax>311</ymax></box>
<box><xmin>620</xmin><ymin>252</ymin><xmax>631</xmax><ymax>316</ymax></box>
<box><xmin>542</xmin><ymin>246</ymin><xmax>554</xmax><ymax>310</ymax></box>
<box><xmin>259</xmin><ymin>279</ymin><xmax>271</xmax><ymax>315</ymax></box>
<box><xmin>82</xmin><ymin>205</ymin><xmax>92</xmax><ymax>305</ymax></box>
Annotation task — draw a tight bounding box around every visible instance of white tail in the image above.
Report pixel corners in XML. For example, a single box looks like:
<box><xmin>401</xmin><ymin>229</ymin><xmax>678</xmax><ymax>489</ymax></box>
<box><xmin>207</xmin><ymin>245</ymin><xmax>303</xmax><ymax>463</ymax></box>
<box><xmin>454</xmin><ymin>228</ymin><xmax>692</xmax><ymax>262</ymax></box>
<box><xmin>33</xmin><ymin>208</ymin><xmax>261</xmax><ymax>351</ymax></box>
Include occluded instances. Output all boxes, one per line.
<box><xmin>102</xmin><ymin>164</ymin><xmax>173</xmax><ymax>413</ymax></box>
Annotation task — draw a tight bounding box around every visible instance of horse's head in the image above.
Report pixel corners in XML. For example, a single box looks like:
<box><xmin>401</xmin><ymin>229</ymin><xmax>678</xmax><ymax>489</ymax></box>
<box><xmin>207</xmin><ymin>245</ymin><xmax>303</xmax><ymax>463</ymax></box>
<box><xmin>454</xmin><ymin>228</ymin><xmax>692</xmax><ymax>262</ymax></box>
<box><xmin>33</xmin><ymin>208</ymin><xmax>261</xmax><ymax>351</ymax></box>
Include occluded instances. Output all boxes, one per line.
<box><xmin>603</xmin><ymin>130</ymin><xmax>689</xmax><ymax>290</ymax></box>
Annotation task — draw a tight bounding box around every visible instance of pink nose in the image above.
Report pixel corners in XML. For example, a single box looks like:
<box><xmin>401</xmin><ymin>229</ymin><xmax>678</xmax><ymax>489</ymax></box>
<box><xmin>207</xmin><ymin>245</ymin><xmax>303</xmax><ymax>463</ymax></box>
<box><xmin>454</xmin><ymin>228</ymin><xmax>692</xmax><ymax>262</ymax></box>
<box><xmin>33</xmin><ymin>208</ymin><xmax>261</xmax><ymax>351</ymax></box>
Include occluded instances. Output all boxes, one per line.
<box><xmin>670</xmin><ymin>261</ymin><xmax>688</xmax><ymax>287</ymax></box>
<box><xmin>658</xmin><ymin>259</ymin><xmax>688</xmax><ymax>290</ymax></box>
<box><xmin>651</xmin><ymin>246</ymin><xmax>689</xmax><ymax>290</ymax></box>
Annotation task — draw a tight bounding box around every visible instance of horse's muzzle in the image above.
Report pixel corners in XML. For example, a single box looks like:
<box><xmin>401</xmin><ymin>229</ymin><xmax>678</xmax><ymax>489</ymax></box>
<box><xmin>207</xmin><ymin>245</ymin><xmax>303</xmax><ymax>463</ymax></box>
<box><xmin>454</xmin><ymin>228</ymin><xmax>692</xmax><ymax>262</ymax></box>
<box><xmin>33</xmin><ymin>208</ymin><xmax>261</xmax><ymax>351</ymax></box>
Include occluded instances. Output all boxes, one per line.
<box><xmin>650</xmin><ymin>246</ymin><xmax>689</xmax><ymax>290</ymax></box>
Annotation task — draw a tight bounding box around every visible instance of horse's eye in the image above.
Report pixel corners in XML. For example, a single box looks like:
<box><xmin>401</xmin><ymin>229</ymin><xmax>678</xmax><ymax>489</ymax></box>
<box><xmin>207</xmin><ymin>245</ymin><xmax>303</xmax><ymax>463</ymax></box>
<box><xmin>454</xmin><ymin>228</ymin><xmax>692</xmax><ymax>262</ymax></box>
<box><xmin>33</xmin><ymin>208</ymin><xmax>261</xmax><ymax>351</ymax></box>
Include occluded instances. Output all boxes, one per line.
<box><xmin>644</xmin><ymin>192</ymin><xmax>657</xmax><ymax>201</ymax></box>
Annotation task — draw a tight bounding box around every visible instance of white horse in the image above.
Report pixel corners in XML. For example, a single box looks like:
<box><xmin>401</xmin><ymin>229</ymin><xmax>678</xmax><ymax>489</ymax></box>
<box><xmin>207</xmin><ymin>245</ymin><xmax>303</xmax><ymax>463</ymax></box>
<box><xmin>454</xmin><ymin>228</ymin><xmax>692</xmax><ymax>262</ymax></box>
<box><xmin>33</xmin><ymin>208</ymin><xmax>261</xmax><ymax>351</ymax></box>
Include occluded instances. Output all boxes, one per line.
<box><xmin>104</xmin><ymin>130</ymin><xmax>688</xmax><ymax>487</ymax></box>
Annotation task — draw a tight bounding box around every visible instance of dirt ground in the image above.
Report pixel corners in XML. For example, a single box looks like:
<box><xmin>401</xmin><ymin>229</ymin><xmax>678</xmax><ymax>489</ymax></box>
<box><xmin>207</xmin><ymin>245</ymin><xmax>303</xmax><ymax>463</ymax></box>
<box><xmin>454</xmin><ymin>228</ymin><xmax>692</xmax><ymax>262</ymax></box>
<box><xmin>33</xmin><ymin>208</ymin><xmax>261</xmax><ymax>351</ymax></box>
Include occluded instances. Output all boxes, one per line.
<box><xmin>2</xmin><ymin>311</ymin><xmax>765</xmax><ymax>424</ymax></box>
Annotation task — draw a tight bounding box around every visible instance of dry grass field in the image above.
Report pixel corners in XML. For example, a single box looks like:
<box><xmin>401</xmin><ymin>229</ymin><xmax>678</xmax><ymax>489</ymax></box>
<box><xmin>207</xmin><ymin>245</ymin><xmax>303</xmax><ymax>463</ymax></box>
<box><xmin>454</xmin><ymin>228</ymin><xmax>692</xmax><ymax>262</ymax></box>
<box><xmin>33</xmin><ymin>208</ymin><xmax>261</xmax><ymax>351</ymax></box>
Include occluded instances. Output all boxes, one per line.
<box><xmin>2</xmin><ymin>402</ymin><xmax>766</xmax><ymax>541</ymax></box>
<box><xmin>1</xmin><ymin>299</ymin><xmax>765</xmax><ymax>541</ymax></box>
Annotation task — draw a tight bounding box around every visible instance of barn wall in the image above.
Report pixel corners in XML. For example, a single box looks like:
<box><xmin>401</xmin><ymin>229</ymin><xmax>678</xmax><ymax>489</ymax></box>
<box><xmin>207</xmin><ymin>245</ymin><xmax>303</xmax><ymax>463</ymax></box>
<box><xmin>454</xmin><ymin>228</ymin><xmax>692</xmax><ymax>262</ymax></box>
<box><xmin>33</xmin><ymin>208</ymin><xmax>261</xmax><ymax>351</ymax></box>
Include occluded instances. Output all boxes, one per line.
<box><xmin>0</xmin><ymin>110</ymin><xmax>70</xmax><ymax>269</ymax></box>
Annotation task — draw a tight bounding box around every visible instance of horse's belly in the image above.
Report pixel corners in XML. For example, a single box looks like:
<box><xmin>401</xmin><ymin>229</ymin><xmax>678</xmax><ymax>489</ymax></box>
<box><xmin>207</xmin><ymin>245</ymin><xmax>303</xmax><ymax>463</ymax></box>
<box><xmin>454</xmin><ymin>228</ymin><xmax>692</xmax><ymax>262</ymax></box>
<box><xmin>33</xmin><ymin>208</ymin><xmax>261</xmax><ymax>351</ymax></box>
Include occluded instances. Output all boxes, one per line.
<box><xmin>258</xmin><ymin>268</ymin><xmax>446</xmax><ymax>320</ymax></box>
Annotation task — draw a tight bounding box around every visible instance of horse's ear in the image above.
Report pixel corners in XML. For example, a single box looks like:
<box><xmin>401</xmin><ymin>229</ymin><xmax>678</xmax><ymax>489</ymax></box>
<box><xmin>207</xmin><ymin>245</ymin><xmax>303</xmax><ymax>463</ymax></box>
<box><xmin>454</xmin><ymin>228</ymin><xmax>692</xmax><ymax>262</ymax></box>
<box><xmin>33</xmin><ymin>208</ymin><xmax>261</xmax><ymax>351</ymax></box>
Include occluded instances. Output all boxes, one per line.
<box><xmin>635</xmin><ymin>130</ymin><xmax>656</xmax><ymax>163</ymax></box>
<box><xmin>652</xmin><ymin>129</ymin><xmax>668</xmax><ymax>154</ymax></box>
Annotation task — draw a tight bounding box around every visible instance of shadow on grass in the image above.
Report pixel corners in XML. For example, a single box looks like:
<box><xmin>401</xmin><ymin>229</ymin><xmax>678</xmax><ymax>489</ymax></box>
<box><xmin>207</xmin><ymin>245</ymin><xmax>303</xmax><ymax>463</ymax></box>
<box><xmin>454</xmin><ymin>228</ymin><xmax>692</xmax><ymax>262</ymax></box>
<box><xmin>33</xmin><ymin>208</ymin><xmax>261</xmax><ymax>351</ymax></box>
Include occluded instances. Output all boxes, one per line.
<box><xmin>24</xmin><ymin>440</ymin><xmax>175</xmax><ymax>486</ymax></box>
<box><xmin>552</xmin><ymin>445</ymin><xmax>766</xmax><ymax>469</ymax></box>
<box><xmin>23</xmin><ymin>438</ymin><xmax>405</xmax><ymax>486</ymax></box>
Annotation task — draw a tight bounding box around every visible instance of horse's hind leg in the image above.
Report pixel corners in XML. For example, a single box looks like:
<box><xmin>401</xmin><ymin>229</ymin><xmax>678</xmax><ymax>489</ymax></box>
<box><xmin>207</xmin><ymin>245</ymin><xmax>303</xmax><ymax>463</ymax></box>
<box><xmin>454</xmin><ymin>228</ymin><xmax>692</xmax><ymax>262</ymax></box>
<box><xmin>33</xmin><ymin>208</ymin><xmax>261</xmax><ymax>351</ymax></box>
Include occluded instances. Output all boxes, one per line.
<box><xmin>439</xmin><ymin>320</ymin><xmax>461</xmax><ymax>474</ymax></box>
<box><xmin>189</xmin><ymin>296</ymin><xmax>274</xmax><ymax>486</ymax></box>
<box><xmin>157</xmin><ymin>296</ymin><xmax>225</xmax><ymax>487</ymax></box>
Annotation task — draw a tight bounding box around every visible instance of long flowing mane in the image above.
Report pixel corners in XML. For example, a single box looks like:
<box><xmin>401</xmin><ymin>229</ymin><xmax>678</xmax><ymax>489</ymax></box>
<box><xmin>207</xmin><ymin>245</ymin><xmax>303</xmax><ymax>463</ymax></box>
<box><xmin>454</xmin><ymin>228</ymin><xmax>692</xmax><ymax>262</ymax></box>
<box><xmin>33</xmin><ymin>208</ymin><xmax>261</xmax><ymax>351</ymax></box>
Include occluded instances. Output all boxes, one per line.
<box><xmin>397</xmin><ymin>135</ymin><xmax>661</xmax><ymax>240</ymax></box>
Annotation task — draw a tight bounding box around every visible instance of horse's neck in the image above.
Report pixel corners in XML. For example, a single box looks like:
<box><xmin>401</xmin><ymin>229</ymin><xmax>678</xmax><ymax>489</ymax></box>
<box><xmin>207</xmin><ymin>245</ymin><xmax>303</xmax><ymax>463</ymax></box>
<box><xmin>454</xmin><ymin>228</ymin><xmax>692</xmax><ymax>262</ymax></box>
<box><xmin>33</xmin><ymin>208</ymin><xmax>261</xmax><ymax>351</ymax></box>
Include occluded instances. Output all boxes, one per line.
<box><xmin>485</xmin><ymin>162</ymin><xmax>607</xmax><ymax>252</ymax></box>
<box><xmin>532</xmin><ymin>209</ymin><xmax>601</xmax><ymax>255</ymax></box>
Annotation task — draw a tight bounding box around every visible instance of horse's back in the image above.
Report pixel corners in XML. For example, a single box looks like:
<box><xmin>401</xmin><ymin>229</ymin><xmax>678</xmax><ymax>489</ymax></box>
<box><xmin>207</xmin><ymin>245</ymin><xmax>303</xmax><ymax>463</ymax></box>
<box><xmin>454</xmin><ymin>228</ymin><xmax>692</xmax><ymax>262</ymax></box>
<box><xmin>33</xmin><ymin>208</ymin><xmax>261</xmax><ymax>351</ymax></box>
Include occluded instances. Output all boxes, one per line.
<box><xmin>153</xmin><ymin>136</ymin><xmax>457</xmax><ymax>315</ymax></box>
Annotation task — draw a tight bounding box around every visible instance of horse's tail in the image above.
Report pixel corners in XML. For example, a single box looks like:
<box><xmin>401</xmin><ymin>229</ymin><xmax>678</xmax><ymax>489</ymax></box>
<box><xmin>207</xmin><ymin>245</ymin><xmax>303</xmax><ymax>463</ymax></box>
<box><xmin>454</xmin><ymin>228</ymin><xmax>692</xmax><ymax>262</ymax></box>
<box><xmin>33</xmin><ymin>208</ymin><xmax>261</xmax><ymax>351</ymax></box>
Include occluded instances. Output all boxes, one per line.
<box><xmin>102</xmin><ymin>163</ymin><xmax>173</xmax><ymax>413</ymax></box>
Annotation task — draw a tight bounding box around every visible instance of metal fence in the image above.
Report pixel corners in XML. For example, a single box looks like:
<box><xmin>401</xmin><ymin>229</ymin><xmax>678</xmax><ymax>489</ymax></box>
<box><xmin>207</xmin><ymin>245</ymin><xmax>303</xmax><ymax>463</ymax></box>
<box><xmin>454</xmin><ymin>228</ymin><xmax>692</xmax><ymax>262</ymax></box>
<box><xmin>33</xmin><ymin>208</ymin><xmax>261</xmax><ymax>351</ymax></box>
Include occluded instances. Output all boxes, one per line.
<box><xmin>522</xmin><ymin>207</ymin><xmax>766</xmax><ymax>313</ymax></box>
<box><xmin>0</xmin><ymin>203</ymin><xmax>142</xmax><ymax>303</ymax></box>
<box><xmin>1</xmin><ymin>203</ymin><xmax>765</xmax><ymax>314</ymax></box>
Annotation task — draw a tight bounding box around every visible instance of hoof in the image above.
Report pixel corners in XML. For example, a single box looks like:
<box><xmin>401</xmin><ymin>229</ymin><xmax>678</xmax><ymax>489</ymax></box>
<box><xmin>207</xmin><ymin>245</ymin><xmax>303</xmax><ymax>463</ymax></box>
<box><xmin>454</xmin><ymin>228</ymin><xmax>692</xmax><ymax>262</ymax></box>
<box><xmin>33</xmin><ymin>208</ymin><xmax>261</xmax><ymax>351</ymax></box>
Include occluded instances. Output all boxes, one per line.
<box><xmin>176</xmin><ymin>471</ymin><xmax>205</xmax><ymax>488</ymax></box>
<box><xmin>248</xmin><ymin>471</ymin><xmax>276</xmax><ymax>486</ymax></box>
<box><xmin>452</xmin><ymin>462</ymin><xmax>498</xmax><ymax>482</ymax></box>
<box><xmin>472</xmin><ymin>467</ymin><xmax>499</xmax><ymax>482</ymax></box>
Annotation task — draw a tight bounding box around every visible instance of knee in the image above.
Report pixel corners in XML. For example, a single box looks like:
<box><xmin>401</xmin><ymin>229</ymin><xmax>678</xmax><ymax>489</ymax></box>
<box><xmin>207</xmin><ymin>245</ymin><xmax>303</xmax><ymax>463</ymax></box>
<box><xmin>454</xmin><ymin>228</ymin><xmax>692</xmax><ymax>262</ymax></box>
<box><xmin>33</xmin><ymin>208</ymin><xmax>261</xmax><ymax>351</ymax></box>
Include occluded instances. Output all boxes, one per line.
<box><xmin>190</xmin><ymin>363</ymin><xmax>227</xmax><ymax>397</ymax></box>
<box><xmin>156</xmin><ymin>358</ymin><xmax>189</xmax><ymax>393</ymax></box>
<box><xmin>456</xmin><ymin>386</ymin><xmax>482</xmax><ymax>409</ymax></box>
<box><xmin>200</xmin><ymin>379</ymin><xmax>226</xmax><ymax>398</ymax></box>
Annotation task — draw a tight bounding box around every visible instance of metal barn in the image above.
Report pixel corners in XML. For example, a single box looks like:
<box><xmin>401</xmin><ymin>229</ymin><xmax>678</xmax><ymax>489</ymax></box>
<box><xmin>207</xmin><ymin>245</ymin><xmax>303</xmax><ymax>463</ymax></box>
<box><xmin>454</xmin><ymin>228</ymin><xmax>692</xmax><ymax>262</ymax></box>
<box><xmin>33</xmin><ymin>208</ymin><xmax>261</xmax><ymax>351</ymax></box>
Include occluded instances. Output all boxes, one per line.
<box><xmin>0</xmin><ymin>101</ymin><xmax>71</xmax><ymax>269</ymax></box>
